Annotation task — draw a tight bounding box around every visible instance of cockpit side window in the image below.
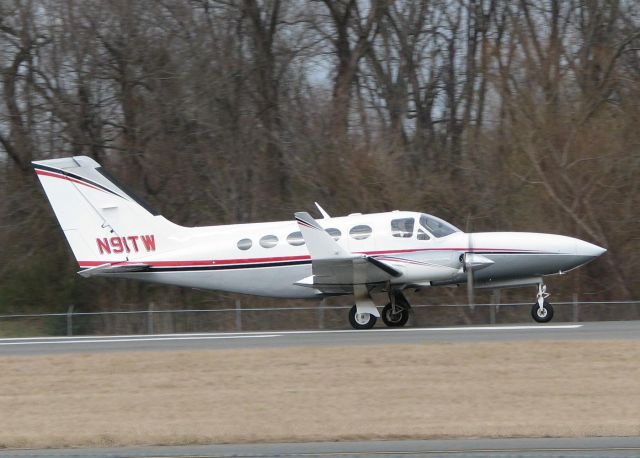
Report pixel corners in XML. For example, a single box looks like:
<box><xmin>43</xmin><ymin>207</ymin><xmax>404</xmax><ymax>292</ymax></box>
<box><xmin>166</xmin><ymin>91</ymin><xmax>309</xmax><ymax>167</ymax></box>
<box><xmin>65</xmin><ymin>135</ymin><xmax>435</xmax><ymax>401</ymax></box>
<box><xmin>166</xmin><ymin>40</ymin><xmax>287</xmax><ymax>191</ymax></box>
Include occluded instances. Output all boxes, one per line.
<box><xmin>391</xmin><ymin>218</ymin><xmax>414</xmax><ymax>238</ymax></box>
<box><xmin>419</xmin><ymin>214</ymin><xmax>459</xmax><ymax>238</ymax></box>
<box><xmin>417</xmin><ymin>229</ymin><xmax>430</xmax><ymax>240</ymax></box>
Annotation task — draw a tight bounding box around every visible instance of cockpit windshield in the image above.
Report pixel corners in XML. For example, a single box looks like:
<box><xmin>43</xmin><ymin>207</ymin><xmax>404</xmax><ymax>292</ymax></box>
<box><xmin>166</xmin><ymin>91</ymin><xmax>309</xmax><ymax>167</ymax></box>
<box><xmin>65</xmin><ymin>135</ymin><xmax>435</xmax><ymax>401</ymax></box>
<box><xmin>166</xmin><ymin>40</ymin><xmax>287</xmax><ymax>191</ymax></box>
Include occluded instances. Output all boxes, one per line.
<box><xmin>419</xmin><ymin>214</ymin><xmax>461</xmax><ymax>238</ymax></box>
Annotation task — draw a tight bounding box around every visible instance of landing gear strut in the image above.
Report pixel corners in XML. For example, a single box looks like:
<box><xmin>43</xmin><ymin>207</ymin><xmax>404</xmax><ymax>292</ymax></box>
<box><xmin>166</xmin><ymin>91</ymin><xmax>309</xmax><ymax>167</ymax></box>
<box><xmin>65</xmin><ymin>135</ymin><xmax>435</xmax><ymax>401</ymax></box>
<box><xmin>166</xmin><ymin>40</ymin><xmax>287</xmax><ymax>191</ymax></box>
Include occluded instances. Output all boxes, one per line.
<box><xmin>381</xmin><ymin>290</ymin><xmax>411</xmax><ymax>328</ymax></box>
<box><xmin>531</xmin><ymin>283</ymin><xmax>554</xmax><ymax>323</ymax></box>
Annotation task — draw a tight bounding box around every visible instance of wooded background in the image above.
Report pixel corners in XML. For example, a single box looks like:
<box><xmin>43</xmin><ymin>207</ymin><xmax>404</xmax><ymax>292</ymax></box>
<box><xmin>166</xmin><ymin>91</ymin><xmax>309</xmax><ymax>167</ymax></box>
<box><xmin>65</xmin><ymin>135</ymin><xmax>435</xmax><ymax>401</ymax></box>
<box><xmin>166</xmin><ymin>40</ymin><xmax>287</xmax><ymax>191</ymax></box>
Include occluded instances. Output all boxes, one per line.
<box><xmin>1</xmin><ymin>0</ymin><xmax>639</xmax><ymax>320</ymax></box>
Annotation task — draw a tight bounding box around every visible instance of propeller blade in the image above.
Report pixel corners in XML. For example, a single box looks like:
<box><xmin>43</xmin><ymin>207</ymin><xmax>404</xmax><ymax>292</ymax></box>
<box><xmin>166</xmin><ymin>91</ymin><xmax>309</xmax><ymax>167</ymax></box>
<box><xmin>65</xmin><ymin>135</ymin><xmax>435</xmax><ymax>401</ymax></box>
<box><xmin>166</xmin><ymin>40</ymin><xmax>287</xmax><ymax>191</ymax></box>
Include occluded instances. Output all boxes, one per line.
<box><xmin>466</xmin><ymin>253</ymin><xmax>475</xmax><ymax>309</ymax></box>
<box><xmin>466</xmin><ymin>216</ymin><xmax>475</xmax><ymax>309</ymax></box>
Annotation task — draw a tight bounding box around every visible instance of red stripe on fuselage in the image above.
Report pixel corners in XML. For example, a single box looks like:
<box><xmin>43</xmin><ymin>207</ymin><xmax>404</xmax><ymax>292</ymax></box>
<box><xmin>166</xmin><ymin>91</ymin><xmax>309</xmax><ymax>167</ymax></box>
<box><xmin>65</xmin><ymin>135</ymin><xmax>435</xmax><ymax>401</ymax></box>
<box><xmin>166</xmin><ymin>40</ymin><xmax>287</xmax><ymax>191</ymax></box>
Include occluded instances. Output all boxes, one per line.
<box><xmin>363</xmin><ymin>248</ymin><xmax>541</xmax><ymax>254</ymax></box>
<box><xmin>77</xmin><ymin>248</ymin><xmax>543</xmax><ymax>269</ymax></box>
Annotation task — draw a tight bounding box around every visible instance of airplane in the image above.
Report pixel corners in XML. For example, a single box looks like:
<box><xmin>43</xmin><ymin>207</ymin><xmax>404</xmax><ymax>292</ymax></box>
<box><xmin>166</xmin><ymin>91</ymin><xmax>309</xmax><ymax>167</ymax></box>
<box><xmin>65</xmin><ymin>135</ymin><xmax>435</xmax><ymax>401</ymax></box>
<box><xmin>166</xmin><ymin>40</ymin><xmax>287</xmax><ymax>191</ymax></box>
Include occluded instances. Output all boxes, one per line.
<box><xmin>32</xmin><ymin>156</ymin><xmax>607</xmax><ymax>329</ymax></box>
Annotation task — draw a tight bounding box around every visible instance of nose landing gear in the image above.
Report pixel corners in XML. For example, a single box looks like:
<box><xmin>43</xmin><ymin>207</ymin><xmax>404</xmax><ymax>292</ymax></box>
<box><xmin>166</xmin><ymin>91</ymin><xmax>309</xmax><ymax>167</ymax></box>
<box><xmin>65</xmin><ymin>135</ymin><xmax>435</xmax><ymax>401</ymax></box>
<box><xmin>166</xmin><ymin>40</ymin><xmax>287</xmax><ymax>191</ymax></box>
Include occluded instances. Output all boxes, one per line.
<box><xmin>531</xmin><ymin>283</ymin><xmax>554</xmax><ymax>323</ymax></box>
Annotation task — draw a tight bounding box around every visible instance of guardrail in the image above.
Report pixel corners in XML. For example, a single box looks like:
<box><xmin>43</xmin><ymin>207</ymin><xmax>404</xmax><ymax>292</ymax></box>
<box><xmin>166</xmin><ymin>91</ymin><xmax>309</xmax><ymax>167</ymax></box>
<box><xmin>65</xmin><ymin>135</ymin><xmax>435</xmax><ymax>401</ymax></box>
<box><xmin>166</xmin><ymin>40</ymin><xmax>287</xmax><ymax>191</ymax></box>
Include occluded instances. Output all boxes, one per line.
<box><xmin>1</xmin><ymin>300</ymin><xmax>640</xmax><ymax>337</ymax></box>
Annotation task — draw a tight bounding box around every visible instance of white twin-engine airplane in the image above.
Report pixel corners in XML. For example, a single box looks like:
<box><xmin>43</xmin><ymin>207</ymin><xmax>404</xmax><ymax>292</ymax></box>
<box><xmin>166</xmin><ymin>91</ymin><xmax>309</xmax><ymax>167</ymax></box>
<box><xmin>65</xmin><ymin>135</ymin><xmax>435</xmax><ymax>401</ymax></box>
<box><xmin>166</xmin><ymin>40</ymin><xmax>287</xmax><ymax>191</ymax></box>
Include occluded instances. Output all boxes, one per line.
<box><xmin>33</xmin><ymin>156</ymin><xmax>606</xmax><ymax>329</ymax></box>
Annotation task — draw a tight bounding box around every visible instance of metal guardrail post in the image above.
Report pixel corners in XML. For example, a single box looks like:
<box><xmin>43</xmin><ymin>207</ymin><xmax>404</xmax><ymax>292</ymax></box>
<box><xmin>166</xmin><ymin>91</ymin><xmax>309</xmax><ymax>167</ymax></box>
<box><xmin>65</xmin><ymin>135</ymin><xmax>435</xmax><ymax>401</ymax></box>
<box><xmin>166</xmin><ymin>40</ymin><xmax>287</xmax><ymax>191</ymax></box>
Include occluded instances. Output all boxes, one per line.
<box><xmin>1</xmin><ymin>300</ymin><xmax>639</xmax><ymax>335</ymax></box>
<box><xmin>235</xmin><ymin>300</ymin><xmax>242</xmax><ymax>331</ymax></box>
<box><xmin>490</xmin><ymin>289</ymin><xmax>500</xmax><ymax>324</ymax></box>
<box><xmin>318</xmin><ymin>300</ymin><xmax>325</xmax><ymax>329</ymax></box>
<box><xmin>67</xmin><ymin>305</ymin><xmax>74</xmax><ymax>336</ymax></box>
<box><xmin>148</xmin><ymin>302</ymin><xmax>154</xmax><ymax>335</ymax></box>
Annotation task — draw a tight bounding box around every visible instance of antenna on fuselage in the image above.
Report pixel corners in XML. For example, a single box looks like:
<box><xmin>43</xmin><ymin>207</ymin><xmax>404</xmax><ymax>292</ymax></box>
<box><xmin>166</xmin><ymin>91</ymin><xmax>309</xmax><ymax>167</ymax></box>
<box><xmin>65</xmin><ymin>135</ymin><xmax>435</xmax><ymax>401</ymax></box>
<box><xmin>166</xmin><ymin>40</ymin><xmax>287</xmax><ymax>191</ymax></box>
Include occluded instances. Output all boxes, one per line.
<box><xmin>315</xmin><ymin>202</ymin><xmax>331</xmax><ymax>219</ymax></box>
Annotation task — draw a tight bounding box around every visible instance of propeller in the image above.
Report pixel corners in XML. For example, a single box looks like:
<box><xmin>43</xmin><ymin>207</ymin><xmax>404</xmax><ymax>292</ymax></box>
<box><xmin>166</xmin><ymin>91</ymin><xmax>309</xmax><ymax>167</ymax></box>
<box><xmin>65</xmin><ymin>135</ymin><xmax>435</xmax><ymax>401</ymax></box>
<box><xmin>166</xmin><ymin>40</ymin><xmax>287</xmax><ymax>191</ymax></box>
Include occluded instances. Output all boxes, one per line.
<box><xmin>465</xmin><ymin>215</ymin><xmax>475</xmax><ymax>309</ymax></box>
<box><xmin>463</xmin><ymin>217</ymin><xmax>495</xmax><ymax>310</ymax></box>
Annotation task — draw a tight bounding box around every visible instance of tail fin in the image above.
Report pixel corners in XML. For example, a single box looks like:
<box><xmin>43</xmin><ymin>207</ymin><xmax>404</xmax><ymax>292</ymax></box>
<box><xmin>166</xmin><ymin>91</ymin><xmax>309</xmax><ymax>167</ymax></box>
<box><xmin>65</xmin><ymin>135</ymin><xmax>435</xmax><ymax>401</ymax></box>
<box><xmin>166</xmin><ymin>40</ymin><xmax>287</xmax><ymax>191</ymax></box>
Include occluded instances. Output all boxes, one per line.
<box><xmin>33</xmin><ymin>156</ymin><xmax>180</xmax><ymax>268</ymax></box>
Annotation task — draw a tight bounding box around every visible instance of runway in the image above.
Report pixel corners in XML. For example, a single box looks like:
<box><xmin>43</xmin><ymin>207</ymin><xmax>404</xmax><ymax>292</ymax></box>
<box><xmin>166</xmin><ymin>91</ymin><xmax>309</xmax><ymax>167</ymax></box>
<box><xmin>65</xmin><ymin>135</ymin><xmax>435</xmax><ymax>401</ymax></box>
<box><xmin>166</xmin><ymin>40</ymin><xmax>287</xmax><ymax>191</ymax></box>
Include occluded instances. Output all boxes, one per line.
<box><xmin>2</xmin><ymin>322</ymin><xmax>639</xmax><ymax>455</ymax></box>
<box><xmin>0</xmin><ymin>320</ymin><xmax>639</xmax><ymax>355</ymax></box>
<box><xmin>4</xmin><ymin>437</ymin><xmax>640</xmax><ymax>457</ymax></box>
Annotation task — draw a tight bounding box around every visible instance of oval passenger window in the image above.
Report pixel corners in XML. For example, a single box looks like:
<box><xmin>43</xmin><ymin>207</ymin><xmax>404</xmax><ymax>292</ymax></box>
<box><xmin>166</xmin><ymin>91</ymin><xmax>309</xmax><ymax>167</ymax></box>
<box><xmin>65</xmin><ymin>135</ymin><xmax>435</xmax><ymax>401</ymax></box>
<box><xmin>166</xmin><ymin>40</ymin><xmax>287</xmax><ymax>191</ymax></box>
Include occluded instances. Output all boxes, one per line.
<box><xmin>349</xmin><ymin>225</ymin><xmax>372</xmax><ymax>240</ymax></box>
<box><xmin>325</xmin><ymin>228</ymin><xmax>341</xmax><ymax>241</ymax></box>
<box><xmin>287</xmin><ymin>231</ymin><xmax>305</xmax><ymax>246</ymax></box>
<box><xmin>259</xmin><ymin>235</ymin><xmax>279</xmax><ymax>248</ymax></box>
<box><xmin>237</xmin><ymin>238</ymin><xmax>252</xmax><ymax>250</ymax></box>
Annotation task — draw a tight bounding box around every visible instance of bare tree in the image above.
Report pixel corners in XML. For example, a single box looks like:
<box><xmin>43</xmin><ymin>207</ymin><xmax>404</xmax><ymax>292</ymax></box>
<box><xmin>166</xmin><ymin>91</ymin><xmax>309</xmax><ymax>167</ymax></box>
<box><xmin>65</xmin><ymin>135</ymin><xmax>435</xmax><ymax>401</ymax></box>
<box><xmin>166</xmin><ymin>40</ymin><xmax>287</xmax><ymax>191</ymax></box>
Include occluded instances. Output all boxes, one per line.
<box><xmin>1</xmin><ymin>0</ymin><xmax>639</xmax><ymax>318</ymax></box>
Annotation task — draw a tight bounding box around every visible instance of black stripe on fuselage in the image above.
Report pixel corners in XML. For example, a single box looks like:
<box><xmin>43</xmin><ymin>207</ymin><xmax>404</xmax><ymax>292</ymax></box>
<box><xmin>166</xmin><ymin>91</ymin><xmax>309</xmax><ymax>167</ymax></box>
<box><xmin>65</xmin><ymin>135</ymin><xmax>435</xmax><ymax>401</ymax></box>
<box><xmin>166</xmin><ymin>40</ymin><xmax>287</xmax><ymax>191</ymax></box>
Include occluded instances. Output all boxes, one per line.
<box><xmin>87</xmin><ymin>259</ymin><xmax>313</xmax><ymax>274</ymax></box>
<box><xmin>33</xmin><ymin>163</ymin><xmax>125</xmax><ymax>199</ymax></box>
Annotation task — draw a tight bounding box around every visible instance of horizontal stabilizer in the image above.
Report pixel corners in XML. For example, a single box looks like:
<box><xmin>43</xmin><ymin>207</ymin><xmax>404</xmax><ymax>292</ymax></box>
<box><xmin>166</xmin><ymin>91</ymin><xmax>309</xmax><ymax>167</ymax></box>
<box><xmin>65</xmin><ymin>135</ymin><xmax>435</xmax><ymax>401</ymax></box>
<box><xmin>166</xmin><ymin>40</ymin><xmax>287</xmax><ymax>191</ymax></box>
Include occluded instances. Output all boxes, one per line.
<box><xmin>78</xmin><ymin>263</ymin><xmax>150</xmax><ymax>278</ymax></box>
<box><xmin>294</xmin><ymin>275</ymin><xmax>316</xmax><ymax>287</ymax></box>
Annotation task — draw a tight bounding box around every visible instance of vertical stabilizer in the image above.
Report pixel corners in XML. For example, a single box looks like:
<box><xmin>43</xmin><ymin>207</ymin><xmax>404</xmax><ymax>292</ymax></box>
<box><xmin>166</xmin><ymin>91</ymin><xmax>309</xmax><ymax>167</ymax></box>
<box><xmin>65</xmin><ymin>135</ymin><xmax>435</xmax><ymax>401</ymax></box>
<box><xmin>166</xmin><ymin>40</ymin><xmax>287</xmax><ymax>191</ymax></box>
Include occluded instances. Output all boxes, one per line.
<box><xmin>33</xmin><ymin>156</ymin><xmax>181</xmax><ymax>268</ymax></box>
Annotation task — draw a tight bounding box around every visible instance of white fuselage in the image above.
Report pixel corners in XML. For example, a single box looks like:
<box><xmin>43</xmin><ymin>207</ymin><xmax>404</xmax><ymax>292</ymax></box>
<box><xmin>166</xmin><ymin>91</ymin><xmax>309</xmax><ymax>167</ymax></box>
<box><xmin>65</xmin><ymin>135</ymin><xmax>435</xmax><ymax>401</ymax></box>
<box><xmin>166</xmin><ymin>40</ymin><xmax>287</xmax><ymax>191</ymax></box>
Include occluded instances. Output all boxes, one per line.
<box><xmin>92</xmin><ymin>211</ymin><xmax>605</xmax><ymax>298</ymax></box>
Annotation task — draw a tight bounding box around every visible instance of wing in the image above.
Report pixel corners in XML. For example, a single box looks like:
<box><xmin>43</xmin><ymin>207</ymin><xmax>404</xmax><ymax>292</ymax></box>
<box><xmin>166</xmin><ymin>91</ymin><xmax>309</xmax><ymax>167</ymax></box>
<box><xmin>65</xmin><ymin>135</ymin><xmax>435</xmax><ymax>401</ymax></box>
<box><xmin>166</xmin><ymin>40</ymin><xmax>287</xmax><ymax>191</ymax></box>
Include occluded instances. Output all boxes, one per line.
<box><xmin>294</xmin><ymin>212</ymin><xmax>401</xmax><ymax>295</ymax></box>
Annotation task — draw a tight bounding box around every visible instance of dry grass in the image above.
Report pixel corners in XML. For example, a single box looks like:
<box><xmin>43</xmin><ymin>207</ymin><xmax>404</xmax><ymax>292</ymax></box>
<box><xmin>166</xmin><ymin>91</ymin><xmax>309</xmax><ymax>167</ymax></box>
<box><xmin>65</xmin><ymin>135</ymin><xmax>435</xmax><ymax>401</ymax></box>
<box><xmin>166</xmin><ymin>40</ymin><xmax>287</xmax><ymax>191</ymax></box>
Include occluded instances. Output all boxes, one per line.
<box><xmin>1</xmin><ymin>340</ymin><xmax>639</xmax><ymax>448</ymax></box>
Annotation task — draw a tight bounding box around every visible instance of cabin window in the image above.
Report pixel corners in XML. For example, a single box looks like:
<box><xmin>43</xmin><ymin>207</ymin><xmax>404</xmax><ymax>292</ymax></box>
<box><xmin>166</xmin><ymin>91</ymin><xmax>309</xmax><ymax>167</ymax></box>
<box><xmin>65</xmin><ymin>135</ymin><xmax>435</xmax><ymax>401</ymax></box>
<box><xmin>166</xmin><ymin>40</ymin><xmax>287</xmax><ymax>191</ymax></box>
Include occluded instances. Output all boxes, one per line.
<box><xmin>259</xmin><ymin>235</ymin><xmax>279</xmax><ymax>248</ymax></box>
<box><xmin>419</xmin><ymin>214</ymin><xmax>459</xmax><ymax>238</ymax></box>
<box><xmin>237</xmin><ymin>238</ymin><xmax>252</xmax><ymax>250</ymax></box>
<box><xmin>349</xmin><ymin>225</ymin><xmax>372</xmax><ymax>240</ymax></box>
<box><xmin>325</xmin><ymin>228</ymin><xmax>341</xmax><ymax>241</ymax></box>
<box><xmin>417</xmin><ymin>229</ymin><xmax>430</xmax><ymax>240</ymax></box>
<box><xmin>287</xmin><ymin>231</ymin><xmax>305</xmax><ymax>246</ymax></box>
<box><xmin>391</xmin><ymin>218</ymin><xmax>414</xmax><ymax>238</ymax></box>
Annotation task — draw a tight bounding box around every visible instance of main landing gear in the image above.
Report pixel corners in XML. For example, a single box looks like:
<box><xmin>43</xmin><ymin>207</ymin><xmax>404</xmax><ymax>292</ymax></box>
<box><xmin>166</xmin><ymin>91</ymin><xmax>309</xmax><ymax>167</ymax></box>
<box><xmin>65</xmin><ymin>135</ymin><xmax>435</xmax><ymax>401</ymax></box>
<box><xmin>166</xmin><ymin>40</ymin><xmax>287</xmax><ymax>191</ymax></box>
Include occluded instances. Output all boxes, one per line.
<box><xmin>381</xmin><ymin>290</ymin><xmax>410</xmax><ymax>327</ymax></box>
<box><xmin>531</xmin><ymin>283</ymin><xmax>554</xmax><ymax>323</ymax></box>
<box><xmin>348</xmin><ymin>290</ymin><xmax>411</xmax><ymax>330</ymax></box>
<box><xmin>349</xmin><ymin>305</ymin><xmax>377</xmax><ymax>329</ymax></box>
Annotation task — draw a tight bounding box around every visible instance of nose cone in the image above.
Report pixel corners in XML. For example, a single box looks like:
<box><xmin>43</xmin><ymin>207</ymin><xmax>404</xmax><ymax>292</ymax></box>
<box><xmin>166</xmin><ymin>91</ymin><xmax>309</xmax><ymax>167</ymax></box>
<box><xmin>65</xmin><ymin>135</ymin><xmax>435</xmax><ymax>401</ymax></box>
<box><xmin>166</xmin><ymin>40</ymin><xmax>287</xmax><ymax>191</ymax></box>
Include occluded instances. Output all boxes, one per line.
<box><xmin>574</xmin><ymin>239</ymin><xmax>607</xmax><ymax>258</ymax></box>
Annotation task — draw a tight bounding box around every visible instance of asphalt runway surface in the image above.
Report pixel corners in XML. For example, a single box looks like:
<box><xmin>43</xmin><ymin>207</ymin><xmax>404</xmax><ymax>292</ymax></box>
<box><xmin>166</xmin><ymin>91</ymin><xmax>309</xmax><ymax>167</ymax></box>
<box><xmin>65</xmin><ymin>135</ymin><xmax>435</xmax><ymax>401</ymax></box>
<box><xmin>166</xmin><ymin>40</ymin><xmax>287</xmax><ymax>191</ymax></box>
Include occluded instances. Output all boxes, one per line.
<box><xmin>3</xmin><ymin>437</ymin><xmax>640</xmax><ymax>457</ymax></box>
<box><xmin>0</xmin><ymin>320</ymin><xmax>639</xmax><ymax>355</ymax></box>
<box><xmin>2</xmin><ymin>322</ymin><xmax>639</xmax><ymax>456</ymax></box>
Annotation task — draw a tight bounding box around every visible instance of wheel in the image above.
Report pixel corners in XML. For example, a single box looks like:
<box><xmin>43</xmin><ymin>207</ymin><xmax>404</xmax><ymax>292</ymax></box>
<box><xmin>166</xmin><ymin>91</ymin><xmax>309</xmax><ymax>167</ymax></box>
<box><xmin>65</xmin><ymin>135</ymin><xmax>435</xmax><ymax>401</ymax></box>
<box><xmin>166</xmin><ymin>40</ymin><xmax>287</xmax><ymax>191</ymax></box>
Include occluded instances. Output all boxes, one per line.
<box><xmin>348</xmin><ymin>305</ymin><xmax>377</xmax><ymax>329</ymax></box>
<box><xmin>381</xmin><ymin>303</ymin><xmax>409</xmax><ymax>327</ymax></box>
<box><xmin>531</xmin><ymin>300</ymin><xmax>554</xmax><ymax>323</ymax></box>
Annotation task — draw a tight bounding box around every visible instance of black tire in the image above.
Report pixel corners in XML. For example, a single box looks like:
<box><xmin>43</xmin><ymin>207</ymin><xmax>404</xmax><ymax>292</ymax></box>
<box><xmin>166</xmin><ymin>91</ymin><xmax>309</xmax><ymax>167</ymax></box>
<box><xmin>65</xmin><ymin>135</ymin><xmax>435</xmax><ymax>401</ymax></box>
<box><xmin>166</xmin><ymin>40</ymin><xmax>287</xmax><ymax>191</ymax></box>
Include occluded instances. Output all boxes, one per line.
<box><xmin>531</xmin><ymin>301</ymin><xmax>554</xmax><ymax>323</ymax></box>
<box><xmin>381</xmin><ymin>303</ymin><xmax>410</xmax><ymax>327</ymax></box>
<box><xmin>348</xmin><ymin>305</ymin><xmax>377</xmax><ymax>329</ymax></box>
